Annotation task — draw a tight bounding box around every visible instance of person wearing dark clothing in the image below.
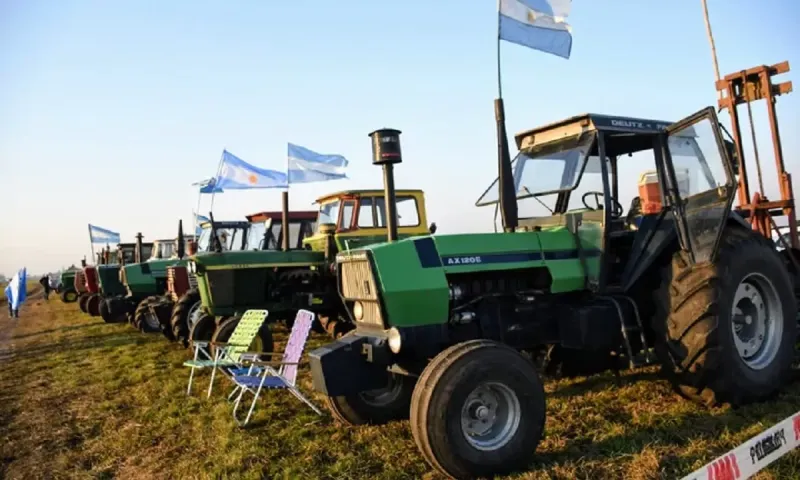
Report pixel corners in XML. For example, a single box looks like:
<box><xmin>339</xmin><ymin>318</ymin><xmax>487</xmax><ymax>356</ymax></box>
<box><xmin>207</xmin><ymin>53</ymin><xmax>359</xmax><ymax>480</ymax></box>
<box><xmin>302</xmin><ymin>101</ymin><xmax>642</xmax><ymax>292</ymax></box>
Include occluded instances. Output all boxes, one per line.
<box><xmin>39</xmin><ymin>274</ymin><xmax>51</xmax><ymax>300</ymax></box>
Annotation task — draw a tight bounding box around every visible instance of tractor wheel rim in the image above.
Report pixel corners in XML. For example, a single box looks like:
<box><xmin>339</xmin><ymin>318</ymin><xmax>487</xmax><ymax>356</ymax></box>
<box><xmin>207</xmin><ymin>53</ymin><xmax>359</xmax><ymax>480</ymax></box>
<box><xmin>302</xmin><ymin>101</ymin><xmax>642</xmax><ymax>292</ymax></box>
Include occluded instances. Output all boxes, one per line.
<box><xmin>144</xmin><ymin>312</ymin><xmax>161</xmax><ymax>330</ymax></box>
<box><xmin>731</xmin><ymin>272</ymin><xmax>783</xmax><ymax>370</ymax></box>
<box><xmin>460</xmin><ymin>381</ymin><xmax>521</xmax><ymax>451</ymax></box>
<box><xmin>358</xmin><ymin>374</ymin><xmax>403</xmax><ymax>407</ymax></box>
<box><xmin>187</xmin><ymin>301</ymin><xmax>202</xmax><ymax>328</ymax></box>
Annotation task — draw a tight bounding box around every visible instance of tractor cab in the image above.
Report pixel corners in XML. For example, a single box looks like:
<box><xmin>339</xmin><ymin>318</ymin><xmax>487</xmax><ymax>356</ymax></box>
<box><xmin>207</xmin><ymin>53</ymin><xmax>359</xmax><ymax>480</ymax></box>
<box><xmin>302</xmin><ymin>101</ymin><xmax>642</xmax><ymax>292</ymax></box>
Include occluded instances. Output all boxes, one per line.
<box><xmin>304</xmin><ymin>189</ymin><xmax>432</xmax><ymax>253</ymax></box>
<box><xmin>148</xmin><ymin>239</ymin><xmax>179</xmax><ymax>261</ymax></box>
<box><xmin>196</xmin><ymin>220</ymin><xmax>252</xmax><ymax>252</ymax></box>
<box><xmin>246</xmin><ymin>211</ymin><xmax>318</xmax><ymax>251</ymax></box>
<box><xmin>477</xmin><ymin>108</ymin><xmax>736</xmax><ymax>292</ymax></box>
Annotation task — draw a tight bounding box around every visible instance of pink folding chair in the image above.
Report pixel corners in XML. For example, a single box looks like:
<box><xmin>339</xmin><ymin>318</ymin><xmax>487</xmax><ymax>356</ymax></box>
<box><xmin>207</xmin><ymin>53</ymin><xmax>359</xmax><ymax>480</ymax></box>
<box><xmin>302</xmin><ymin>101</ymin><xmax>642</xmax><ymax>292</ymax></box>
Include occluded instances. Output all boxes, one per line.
<box><xmin>230</xmin><ymin>309</ymin><xmax>323</xmax><ymax>426</ymax></box>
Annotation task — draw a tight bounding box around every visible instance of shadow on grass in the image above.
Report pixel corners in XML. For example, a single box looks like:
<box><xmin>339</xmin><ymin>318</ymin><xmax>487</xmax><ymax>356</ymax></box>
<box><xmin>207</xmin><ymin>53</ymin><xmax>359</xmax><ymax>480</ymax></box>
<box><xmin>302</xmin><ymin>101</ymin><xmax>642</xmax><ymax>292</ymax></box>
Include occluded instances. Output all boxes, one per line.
<box><xmin>10</xmin><ymin>322</ymin><xmax>101</xmax><ymax>340</ymax></box>
<box><xmin>548</xmin><ymin>369</ymin><xmax>663</xmax><ymax>399</ymax></box>
<box><xmin>5</xmin><ymin>331</ymin><xmax>151</xmax><ymax>362</ymax></box>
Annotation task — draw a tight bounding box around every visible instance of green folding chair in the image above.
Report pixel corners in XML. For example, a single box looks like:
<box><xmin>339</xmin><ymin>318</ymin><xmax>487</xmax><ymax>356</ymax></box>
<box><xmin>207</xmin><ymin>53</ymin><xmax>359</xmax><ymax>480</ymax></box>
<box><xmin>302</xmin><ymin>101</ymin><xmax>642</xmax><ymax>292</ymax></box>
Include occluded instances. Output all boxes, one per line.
<box><xmin>184</xmin><ymin>309</ymin><xmax>269</xmax><ymax>398</ymax></box>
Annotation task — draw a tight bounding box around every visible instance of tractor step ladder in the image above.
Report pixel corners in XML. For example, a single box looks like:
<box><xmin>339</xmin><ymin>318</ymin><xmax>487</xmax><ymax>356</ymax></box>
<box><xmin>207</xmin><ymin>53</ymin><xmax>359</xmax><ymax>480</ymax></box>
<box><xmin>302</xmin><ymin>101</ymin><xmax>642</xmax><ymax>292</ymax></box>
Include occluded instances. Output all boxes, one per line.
<box><xmin>603</xmin><ymin>295</ymin><xmax>654</xmax><ymax>369</ymax></box>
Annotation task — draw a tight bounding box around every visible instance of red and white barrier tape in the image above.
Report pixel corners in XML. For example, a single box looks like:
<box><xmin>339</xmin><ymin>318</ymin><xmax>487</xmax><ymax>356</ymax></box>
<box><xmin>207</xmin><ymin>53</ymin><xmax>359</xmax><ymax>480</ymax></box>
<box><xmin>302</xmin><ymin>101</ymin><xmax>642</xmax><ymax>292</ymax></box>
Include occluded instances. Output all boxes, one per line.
<box><xmin>681</xmin><ymin>410</ymin><xmax>800</xmax><ymax>480</ymax></box>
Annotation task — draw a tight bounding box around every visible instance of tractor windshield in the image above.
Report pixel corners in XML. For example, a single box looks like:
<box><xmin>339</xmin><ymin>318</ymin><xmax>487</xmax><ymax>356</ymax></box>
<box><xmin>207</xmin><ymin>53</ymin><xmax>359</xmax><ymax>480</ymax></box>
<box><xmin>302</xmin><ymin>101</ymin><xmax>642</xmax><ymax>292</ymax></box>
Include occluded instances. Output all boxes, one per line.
<box><xmin>318</xmin><ymin>200</ymin><xmax>341</xmax><ymax>226</ymax></box>
<box><xmin>119</xmin><ymin>246</ymin><xmax>136</xmax><ymax>264</ymax></box>
<box><xmin>476</xmin><ymin>133</ymin><xmax>595</xmax><ymax>206</ymax></box>
<box><xmin>247</xmin><ymin>221</ymin><xmax>268</xmax><ymax>250</ymax></box>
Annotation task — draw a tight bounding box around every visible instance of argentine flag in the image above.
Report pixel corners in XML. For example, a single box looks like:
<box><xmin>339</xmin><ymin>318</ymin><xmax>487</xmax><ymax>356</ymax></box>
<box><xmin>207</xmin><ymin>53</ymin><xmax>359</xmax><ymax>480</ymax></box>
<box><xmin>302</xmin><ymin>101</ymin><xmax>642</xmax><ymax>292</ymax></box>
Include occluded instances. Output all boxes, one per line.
<box><xmin>88</xmin><ymin>224</ymin><xmax>121</xmax><ymax>244</ymax></box>
<box><xmin>214</xmin><ymin>150</ymin><xmax>288</xmax><ymax>190</ymax></box>
<box><xmin>287</xmin><ymin>143</ymin><xmax>349</xmax><ymax>184</ymax></box>
<box><xmin>499</xmin><ymin>0</ymin><xmax>573</xmax><ymax>59</ymax></box>
<box><xmin>4</xmin><ymin>267</ymin><xmax>27</xmax><ymax>312</ymax></box>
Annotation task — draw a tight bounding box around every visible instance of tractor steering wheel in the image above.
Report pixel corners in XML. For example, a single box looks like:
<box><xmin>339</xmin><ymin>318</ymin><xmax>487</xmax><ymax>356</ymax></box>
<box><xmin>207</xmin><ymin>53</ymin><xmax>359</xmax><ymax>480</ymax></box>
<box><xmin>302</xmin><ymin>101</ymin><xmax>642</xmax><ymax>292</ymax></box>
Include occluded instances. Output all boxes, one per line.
<box><xmin>581</xmin><ymin>191</ymin><xmax>624</xmax><ymax>219</ymax></box>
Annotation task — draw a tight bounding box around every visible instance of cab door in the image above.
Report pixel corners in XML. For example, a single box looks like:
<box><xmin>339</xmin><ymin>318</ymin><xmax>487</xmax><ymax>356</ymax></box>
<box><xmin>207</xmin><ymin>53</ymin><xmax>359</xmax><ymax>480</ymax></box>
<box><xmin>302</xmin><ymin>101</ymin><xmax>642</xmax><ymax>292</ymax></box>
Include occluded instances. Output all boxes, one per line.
<box><xmin>663</xmin><ymin>107</ymin><xmax>737</xmax><ymax>264</ymax></box>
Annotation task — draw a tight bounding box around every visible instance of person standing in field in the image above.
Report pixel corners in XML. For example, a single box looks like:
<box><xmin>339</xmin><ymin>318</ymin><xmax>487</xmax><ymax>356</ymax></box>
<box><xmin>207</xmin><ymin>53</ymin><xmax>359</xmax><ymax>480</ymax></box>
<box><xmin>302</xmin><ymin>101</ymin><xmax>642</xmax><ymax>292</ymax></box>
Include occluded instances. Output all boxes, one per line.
<box><xmin>39</xmin><ymin>274</ymin><xmax>51</xmax><ymax>300</ymax></box>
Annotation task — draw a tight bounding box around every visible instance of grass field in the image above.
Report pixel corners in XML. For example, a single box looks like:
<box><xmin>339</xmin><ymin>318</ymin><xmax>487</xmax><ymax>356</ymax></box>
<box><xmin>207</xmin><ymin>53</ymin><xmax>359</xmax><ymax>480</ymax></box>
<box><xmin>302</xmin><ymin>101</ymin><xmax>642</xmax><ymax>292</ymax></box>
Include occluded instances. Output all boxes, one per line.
<box><xmin>1</xmin><ymin>296</ymin><xmax>799</xmax><ymax>479</ymax></box>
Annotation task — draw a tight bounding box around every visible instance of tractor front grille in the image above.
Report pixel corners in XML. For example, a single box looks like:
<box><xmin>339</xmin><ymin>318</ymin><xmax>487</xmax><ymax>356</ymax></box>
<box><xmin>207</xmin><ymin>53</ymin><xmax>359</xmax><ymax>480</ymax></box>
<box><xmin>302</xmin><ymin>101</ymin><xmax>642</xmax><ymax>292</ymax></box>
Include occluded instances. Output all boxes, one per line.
<box><xmin>167</xmin><ymin>266</ymin><xmax>191</xmax><ymax>301</ymax></box>
<box><xmin>206</xmin><ymin>269</ymin><xmax>268</xmax><ymax>311</ymax></box>
<box><xmin>339</xmin><ymin>253</ymin><xmax>383</xmax><ymax>327</ymax></box>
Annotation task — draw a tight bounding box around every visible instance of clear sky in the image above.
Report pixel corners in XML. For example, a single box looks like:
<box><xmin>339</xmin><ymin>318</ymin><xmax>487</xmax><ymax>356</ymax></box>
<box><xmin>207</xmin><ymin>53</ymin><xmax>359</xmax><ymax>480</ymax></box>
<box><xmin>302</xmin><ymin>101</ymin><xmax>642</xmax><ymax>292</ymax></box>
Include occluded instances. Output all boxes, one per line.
<box><xmin>1</xmin><ymin>0</ymin><xmax>798</xmax><ymax>277</ymax></box>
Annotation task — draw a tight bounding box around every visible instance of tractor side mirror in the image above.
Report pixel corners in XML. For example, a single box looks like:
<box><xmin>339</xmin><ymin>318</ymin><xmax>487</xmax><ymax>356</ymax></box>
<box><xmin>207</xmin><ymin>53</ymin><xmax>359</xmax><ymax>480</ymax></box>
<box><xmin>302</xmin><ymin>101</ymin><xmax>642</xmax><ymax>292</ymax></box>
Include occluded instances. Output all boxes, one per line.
<box><xmin>429</xmin><ymin>222</ymin><xmax>437</xmax><ymax>234</ymax></box>
<box><xmin>723</xmin><ymin>139</ymin><xmax>739</xmax><ymax>176</ymax></box>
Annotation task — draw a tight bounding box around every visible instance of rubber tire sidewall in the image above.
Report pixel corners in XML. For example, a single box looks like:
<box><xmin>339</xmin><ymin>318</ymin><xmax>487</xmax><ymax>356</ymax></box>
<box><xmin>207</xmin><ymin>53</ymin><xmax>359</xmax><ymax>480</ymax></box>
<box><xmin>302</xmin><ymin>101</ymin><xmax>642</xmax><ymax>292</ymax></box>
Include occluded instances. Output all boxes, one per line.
<box><xmin>701</xmin><ymin>239</ymin><xmax>796</xmax><ymax>401</ymax></box>
<box><xmin>189</xmin><ymin>314</ymin><xmax>218</xmax><ymax>349</ymax></box>
<box><xmin>410</xmin><ymin>340</ymin><xmax>546</xmax><ymax>479</ymax></box>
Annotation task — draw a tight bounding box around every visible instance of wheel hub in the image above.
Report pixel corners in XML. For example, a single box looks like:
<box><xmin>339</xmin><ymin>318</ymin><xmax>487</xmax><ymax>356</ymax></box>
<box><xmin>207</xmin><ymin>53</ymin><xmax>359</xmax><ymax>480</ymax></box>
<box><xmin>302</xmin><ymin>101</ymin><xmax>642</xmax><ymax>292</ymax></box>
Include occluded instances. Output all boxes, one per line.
<box><xmin>731</xmin><ymin>273</ymin><xmax>783</xmax><ymax>370</ymax></box>
<box><xmin>144</xmin><ymin>311</ymin><xmax>161</xmax><ymax>330</ymax></box>
<box><xmin>187</xmin><ymin>301</ymin><xmax>202</xmax><ymax>328</ymax></box>
<box><xmin>460</xmin><ymin>382</ymin><xmax>521</xmax><ymax>451</ymax></box>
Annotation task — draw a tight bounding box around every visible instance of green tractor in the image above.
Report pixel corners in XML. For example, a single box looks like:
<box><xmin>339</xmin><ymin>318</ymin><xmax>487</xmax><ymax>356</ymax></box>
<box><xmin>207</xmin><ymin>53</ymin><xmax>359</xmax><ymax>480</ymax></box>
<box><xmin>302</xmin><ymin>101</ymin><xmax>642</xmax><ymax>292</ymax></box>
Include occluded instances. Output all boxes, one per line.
<box><xmin>310</xmin><ymin>84</ymin><xmax>798</xmax><ymax>479</ymax></box>
<box><xmin>166</xmin><ymin>213</ymin><xmax>270</xmax><ymax>345</ymax></box>
<box><xmin>118</xmin><ymin>234</ymin><xmax>185</xmax><ymax>333</ymax></box>
<box><xmin>97</xmin><ymin>242</ymin><xmax>154</xmax><ymax>323</ymax></box>
<box><xmin>57</xmin><ymin>266</ymin><xmax>81</xmax><ymax>303</ymax></box>
<box><xmin>187</xmin><ymin>190</ymin><xmax>435</xmax><ymax>354</ymax></box>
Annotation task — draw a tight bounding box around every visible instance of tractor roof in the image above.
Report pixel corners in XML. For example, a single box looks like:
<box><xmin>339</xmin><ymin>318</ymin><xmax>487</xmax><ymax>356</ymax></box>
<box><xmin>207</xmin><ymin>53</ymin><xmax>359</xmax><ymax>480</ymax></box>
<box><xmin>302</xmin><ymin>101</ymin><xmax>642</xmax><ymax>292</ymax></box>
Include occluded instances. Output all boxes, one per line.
<box><xmin>246</xmin><ymin>211</ymin><xmax>318</xmax><ymax>222</ymax></box>
<box><xmin>314</xmin><ymin>189</ymin><xmax>424</xmax><ymax>204</ymax></box>
<box><xmin>514</xmin><ymin>113</ymin><xmax>699</xmax><ymax>158</ymax></box>
<box><xmin>198</xmin><ymin>220</ymin><xmax>250</xmax><ymax>229</ymax></box>
<box><xmin>514</xmin><ymin>113</ymin><xmax>675</xmax><ymax>149</ymax></box>
<box><xmin>118</xmin><ymin>242</ymin><xmax>137</xmax><ymax>248</ymax></box>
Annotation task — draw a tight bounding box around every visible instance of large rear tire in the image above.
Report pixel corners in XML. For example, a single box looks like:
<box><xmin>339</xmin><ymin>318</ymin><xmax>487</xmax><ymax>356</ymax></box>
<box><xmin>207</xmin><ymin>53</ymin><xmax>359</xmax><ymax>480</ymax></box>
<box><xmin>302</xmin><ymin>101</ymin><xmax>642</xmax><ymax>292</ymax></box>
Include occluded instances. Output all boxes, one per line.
<box><xmin>134</xmin><ymin>297</ymin><xmax>162</xmax><ymax>334</ymax></box>
<box><xmin>169</xmin><ymin>290</ymin><xmax>201</xmax><ymax>348</ymax></box>
<box><xmin>78</xmin><ymin>294</ymin><xmax>90</xmax><ymax>313</ymax></box>
<box><xmin>653</xmin><ymin>228</ymin><xmax>797</xmax><ymax>407</ymax></box>
<box><xmin>326</xmin><ymin>373</ymin><xmax>415</xmax><ymax>426</ymax></box>
<box><xmin>86</xmin><ymin>294</ymin><xmax>102</xmax><ymax>317</ymax></box>
<box><xmin>410</xmin><ymin>340</ymin><xmax>546</xmax><ymax>480</ymax></box>
<box><xmin>209</xmin><ymin>315</ymin><xmax>274</xmax><ymax>360</ymax></box>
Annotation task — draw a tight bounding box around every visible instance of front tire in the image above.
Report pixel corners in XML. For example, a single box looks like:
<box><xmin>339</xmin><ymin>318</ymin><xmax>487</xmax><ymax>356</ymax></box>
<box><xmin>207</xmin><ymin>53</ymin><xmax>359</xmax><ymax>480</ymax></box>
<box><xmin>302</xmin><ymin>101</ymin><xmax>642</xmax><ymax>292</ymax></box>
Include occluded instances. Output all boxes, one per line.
<box><xmin>78</xmin><ymin>294</ymin><xmax>90</xmax><ymax>313</ymax></box>
<box><xmin>326</xmin><ymin>373</ymin><xmax>415</xmax><ymax>425</ymax></box>
<box><xmin>653</xmin><ymin>228</ymin><xmax>797</xmax><ymax>407</ymax></box>
<box><xmin>169</xmin><ymin>289</ymin><xmax>201</xmax><ymax>348</ymax></box>
<box><xmin>134</xmin><ymin>297</ymin><xmax>162</xmax><ymax>333</ymax></box>
<box><xmin>86</xmin><ymin>294</ymin><xmax>102</xmax><ymax>317</ymax></box>
<box><xmin>189</xmin><ymin>313</ymin><xmax>217</xmax><ymax>350</ymax></box>
<box><xmin>410</xmin><ymin>340</ymin><xmax>546</xmax><ymax>479</ymax></box>
<box><xmin>60</xmin><ymin>289</ymin><xmax>78</xmax><ymax>303</ymax></box>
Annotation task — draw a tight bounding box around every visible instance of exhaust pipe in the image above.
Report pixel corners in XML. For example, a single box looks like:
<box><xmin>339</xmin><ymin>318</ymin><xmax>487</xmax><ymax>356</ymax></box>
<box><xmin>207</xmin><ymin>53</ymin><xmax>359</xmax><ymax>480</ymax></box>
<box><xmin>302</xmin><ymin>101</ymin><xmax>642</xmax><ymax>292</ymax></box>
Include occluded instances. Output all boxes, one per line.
<box><xmin>369</xmin><ymin>128</ymin><xmax>403</xmax><ymax>242</ymax></box>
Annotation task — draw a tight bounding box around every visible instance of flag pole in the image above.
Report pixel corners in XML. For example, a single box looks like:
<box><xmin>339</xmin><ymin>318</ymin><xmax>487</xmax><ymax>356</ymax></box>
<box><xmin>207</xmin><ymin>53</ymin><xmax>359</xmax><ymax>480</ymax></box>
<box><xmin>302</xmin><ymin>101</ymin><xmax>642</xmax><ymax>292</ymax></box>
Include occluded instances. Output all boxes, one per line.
<box><xmin>209</xmin><ymin>149</ymin><xmax>225</xmax><ymax>214</ymax></box>
<box><xmin>496</xmin><ymin>0</ymin><xmax>503</xmax><ymax>100</ymax></box>
<box><xmin>87</xmin><ymin>224</ymin><xmax>96</xmax><ymax>266</ymax></box>
<box><xmin>281</xmin><ymin>150</ymin><xmax>290</xmax><ymax>251</ymax></box>
<box><xmin>700</xmin><ymin>0</ymin><xmax>722</xmax><ymax>104</ymax></box>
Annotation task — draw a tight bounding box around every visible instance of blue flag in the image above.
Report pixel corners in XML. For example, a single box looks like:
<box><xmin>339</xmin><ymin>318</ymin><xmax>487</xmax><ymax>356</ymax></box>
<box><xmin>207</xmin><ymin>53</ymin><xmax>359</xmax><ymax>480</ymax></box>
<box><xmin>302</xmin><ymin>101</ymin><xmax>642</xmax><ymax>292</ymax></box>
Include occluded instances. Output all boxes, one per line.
<box><xmin>214</xmin><ymin>150</ymin><xmax>288</xmax><ymax>190</ymax></box>
<box><xmin>287</xmin><ymin>143</ymin><xmax>349</xmax><ymax>184</ymax></box>
<box><xmin>499</xmin><ymin>0</ymin><xmax>573</xmax><ymax>59</ymax></box>
<box><xmin>193</xmin><ymin>177</ymin><xmax>224</xmax><ymax>194</ymax></box>
<box><xmin>88</xmin><ymin>224</ymin><xmax>121</xmax><ymax>244</ymax></box>
<box><xmin>195</xmin><ymin>213</ymin><xmax>211</xmax><ymax>236</ymax></box>
<box><xmin>4</xmin><ymin>267</ymin><xmax>27</xmax><ymax>311</ymax></box>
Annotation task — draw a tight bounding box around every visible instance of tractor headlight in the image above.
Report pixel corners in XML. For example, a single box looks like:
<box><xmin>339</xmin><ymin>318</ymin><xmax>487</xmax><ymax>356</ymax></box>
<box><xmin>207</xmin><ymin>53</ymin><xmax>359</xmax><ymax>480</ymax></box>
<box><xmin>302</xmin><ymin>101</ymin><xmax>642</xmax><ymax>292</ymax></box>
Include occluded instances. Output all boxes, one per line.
<box><xmin>353</xmin><ymin>301</ymin><xmax>364</xmax><ymax>321</ymax></box>
<box><xmin>387</xmin><ymin>327</ymin><xmax>402</xmax><ymax>354</ymax></box>
<box><xmin>188</xmin><ymin>261</ymin><xmax>197</xmax><ymax>274</ymax></box>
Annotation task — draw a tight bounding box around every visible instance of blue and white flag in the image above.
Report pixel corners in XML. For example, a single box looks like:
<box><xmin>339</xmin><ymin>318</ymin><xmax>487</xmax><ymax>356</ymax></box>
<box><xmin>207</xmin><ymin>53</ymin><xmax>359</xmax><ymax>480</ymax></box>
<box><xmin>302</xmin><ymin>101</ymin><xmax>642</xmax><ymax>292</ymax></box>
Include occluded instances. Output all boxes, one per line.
<box><xmin>88</xmin><ymin>224</ymin><xmax>121</xmax><ymax>245</ymax></box>
<box><xmin>287</xmin><ymin>143</ymin><xmax>349</xmax><ymax>184</ymax></box>
<box><xmin>193</xmin><ymin>177</ymin><xmax>224</xmax><ymax>194</ymax></box>
<box><xmin>4</xmin><ymin>267</ymin><xmax>27</xmax><ymax>311</ymax></box>
<box><xmin>499</xmin><ymin>0</ymin><xmax>573</xmax><ymax>59</ymax></box>
<box><xmin>214</xmin><ymin>150</ymin><xmax>288</xmax><ymax>190</ymax></box>
<box><xmin>195</xmin><ymin>213</ymin><xmax>211</xmax><ymax>236</ymax></box>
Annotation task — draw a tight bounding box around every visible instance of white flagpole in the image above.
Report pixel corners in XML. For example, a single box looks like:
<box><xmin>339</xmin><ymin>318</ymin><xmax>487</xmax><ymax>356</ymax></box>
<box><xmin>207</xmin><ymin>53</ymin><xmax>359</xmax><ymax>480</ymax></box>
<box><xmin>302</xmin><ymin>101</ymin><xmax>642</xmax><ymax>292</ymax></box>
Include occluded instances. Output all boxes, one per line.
<box><xmin>700</xmin><ymin>0</ymin><xmax>722</xmax><ymax>103</ymax></box>
<box><xmin>496</xmin><ymin>0</ymin><xmax>503</xmax><ymax>99</ymax></box>
<box><xmin>209</xmin><ymin>149</ymin><xmax>226</xmax><ymax>214</ymax></box>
